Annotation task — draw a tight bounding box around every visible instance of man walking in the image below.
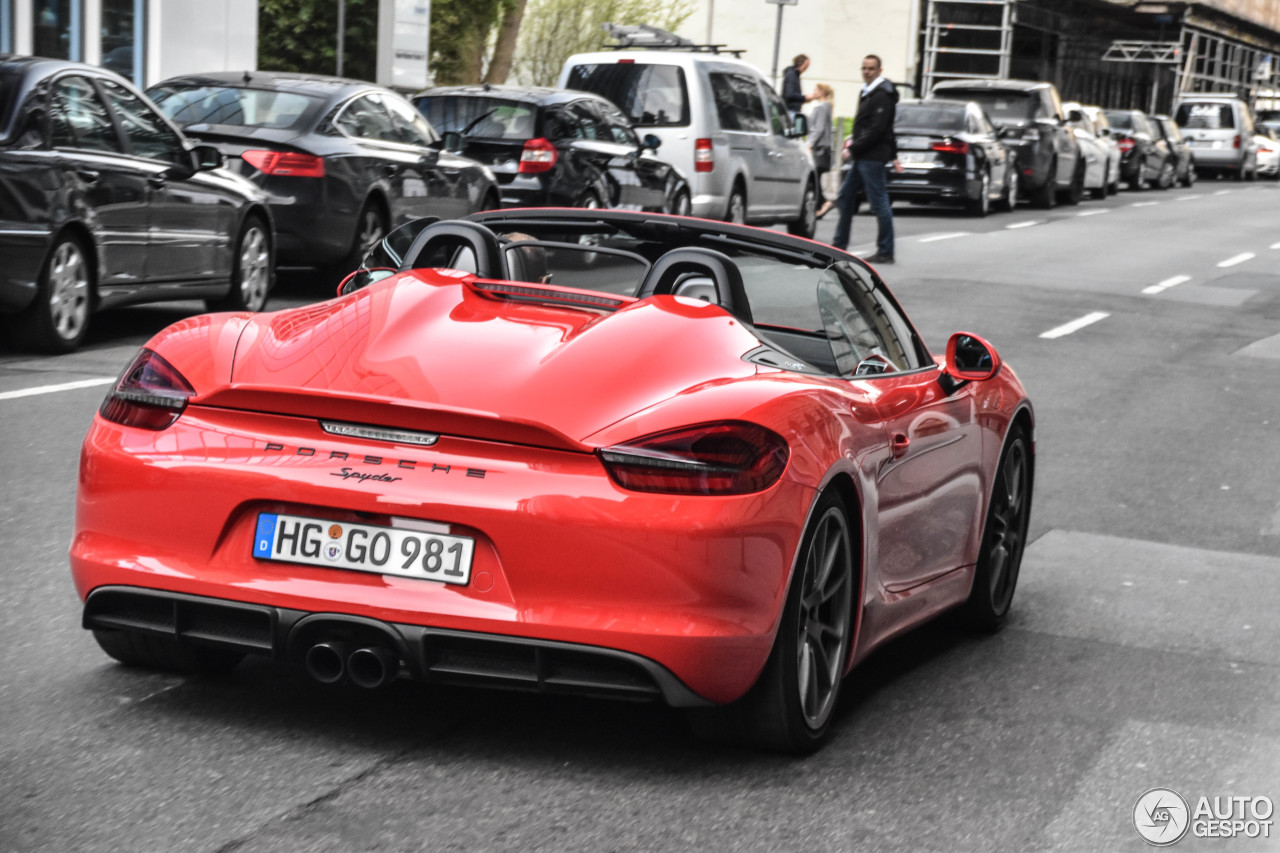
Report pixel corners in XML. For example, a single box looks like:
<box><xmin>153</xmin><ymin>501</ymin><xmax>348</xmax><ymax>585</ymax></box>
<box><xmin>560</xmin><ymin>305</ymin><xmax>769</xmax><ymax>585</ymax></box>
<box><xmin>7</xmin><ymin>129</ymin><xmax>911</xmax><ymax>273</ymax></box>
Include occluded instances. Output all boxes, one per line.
<box><xmin>831</xmin><ymin>55</ymin><xmax>898</xmax><ymax>263</ymax></box>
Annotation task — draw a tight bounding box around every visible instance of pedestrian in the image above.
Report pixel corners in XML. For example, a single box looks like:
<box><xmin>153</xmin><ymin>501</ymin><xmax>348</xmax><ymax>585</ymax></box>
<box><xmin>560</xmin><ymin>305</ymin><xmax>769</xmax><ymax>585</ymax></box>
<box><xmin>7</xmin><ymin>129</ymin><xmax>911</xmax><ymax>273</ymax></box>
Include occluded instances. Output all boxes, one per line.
<box><xmin>782</xmin><ymin>54</ymin><xmax>812</xmax><ymax>118</ymax></box>
<box><xmin>809</xmin><ymin>83</ymin><xmax>835</xmax><ymax>218</ymax></box>
<box><xmin>831</xmin><ymin>54</ymin><xmax>898</xmax><ymax>264</ymax></box>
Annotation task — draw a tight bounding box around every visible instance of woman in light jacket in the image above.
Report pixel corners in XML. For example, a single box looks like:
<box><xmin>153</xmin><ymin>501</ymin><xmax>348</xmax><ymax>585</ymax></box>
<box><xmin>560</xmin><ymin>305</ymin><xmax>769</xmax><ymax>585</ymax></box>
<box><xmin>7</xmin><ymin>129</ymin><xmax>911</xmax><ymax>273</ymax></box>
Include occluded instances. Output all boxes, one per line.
<box><xmin>809</xmin><ymin>83</ymin><xmax>835</xmax><ymax>218</ymax></box>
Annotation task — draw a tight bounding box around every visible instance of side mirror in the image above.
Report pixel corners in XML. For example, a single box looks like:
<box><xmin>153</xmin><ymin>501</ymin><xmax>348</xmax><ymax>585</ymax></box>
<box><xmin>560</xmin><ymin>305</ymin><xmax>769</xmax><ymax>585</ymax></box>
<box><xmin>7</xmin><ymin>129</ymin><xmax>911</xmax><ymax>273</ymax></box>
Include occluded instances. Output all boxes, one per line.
<box><xmin>441</xmin><ymin>131</ymin><xmax>462</xmax><ymax>152</ymax></box>
<box><xmin>943</xmin><ymin>331</ymin><xmax>1002</xmax><ymax>384</ymax></box>
<box><xmin>1067</xmin><ymin>108</ymin><xmax>1084</xmax><ymax>123</ymax></box>
<box><xmin>419</xmin><ymin>147</ymin><xmax>440</xmax><ymax>167</ymax></box>
<box><xmin>641</xmin><ymin>133</ymin><xmax>661</xmax><ymax>152</ymax></box>
<box><xmin>337</xmin><ymin>267</ymin><xmax>396</xmax><ymax>297</ymax></box>
<box><xmin>789</xmin><ymin>113</ymin><xmax>809</xmax><ymax>138</ymax></box>
<box><xmin>191</xmin><ymin>143</ymin><xmax>224</xmax><ymax>171</ymax></box>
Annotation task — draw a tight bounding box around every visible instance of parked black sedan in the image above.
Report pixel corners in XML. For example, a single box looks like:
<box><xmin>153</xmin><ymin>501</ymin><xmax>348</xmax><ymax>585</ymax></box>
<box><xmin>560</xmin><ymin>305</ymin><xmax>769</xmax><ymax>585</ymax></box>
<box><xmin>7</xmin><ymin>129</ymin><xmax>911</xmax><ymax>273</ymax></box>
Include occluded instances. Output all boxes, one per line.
<box><xmin>886</xmin><ymin>99</ymin><xmax>1016</xmax><ymax>216</ymax></box>
<box><xmin>147</xmin><ymin>72</ymin><xmax>499</xmax><ymax>279</ymax></box>
<box><xmin>0</xmin><ymin>56</ymin><xmax>274</xmax><ymax>353</ymax></box>
<box><xmin>1104</xmin><ymin>109</ymin><xmax>1173</xmax><ymax>190</ymax></box>
<box><xmin>413</xmin><ymin>85</ymin><xmax>690</xmax><ymax>214</ymax></box>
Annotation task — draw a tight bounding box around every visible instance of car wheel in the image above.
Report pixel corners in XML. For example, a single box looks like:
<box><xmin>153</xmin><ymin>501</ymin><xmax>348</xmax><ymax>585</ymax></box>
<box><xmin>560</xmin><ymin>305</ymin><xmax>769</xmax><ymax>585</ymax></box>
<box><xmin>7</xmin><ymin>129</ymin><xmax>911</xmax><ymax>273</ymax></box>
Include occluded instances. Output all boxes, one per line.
<box><xmin>481</xmin><ymin>190</ymin><xmax>501</xmax><ymax>212</ymax></box>
<box><xmin>1061</xmin><ymin>161</ymin><xmax>1084</xmax><ymax>205</ymax></box>
<box><xmin>327</xmin><ymin>200</ymin><xmax>388</xmax><ymax>285</ymax></box>
<box><xmin>965</xmin><ymin>171</ymin><xmax>990</xmax><ymax>217</ymax></box>
<box><xmin>961</xmin><ymin>428</ymin><xmax>1032</xmax><ymax>632</ymax></box>
<box><xmin>9</xmin><ymin>231</ymin><xmax>94</xmax><ymax>353</ymax></box>
<box><xmin>1180</xmin><ymin>162</ymin><xmax>1196</xmax><ymax>188</ymax></box>
<box><xmin>1030</xmin><ymin>161</ymin><xmax>1056</xmax><ymax>209</ymax></box>
<box><xmin>207</xmin><ymin>215</ymin><xmax>272</xmax><ymax>313</ymax></box>
<box><xmin>725</xmin><ymin>183</ymin><xmax>747</xmax><ymax>224</ymax></box>
<box><xmin>668</xmin><ymin>188</ymin><xmax>692</xmax><ymax>217</ymax></box>
<box><xmin>687</xmin><ymin>490</ymin><xmax>854</xmax><ymax>754</ymax></box>
<box><xmin>1156</xmin><ymin>159</ymin><xmax>1175</xmax><ymax>190</ymax></box>
<box><xmin>93</xmin><ymin>629</ymin><xmax>244</xmax><ymax>675</ymax></box>
<box><xmin>578</xmin><ymin>190</ymin><xmax>603</xmax><ymax>210</ymax></box>
<box><xmin>998</xmin><ymin>169</ymin><xmax>1018</xmax><ymax>212</ymax></box>
<box><xmin>787</xmin><ymin>180</ymin><xmax>817</xmax><ymax>237</ymax></box>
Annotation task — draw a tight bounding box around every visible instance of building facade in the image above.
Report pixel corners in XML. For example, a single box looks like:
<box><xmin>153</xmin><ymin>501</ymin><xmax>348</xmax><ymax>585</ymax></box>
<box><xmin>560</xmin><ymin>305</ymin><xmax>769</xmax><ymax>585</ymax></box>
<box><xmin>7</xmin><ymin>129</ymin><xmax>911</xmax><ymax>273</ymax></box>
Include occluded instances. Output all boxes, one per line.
<box><xmin>2</xmin><ymin>0</ymin><xmax>258</xmax><ymax>87</ymax></box>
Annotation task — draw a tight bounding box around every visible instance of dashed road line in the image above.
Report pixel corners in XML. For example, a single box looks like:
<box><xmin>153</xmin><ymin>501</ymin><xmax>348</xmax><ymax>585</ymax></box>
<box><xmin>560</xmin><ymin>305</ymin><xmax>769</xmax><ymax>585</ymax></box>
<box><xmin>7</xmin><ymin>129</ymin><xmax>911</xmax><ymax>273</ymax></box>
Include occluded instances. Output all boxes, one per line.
<box><xmin>1270</xmin><ymin>241</ymin><xmax>1280</xmax><ymax>249</ymax></box>
<box><xmin>0</xmin><ymin>377</ymin><xmax>115</xmax><ymax>401</ymax></box>
<box><xmin>1006</xmin><ymin>220</ymin><xmax>1042</xmax><ymax>229</ymax></box>
<box><xmin>1176</xmin><ymin>195</ymin><xmax>1203</xmax><ymax>201</ymax></box>
<box><xmin>918</xmin><ymin>232</ymin><xmax>970</xmax><ymax>243</ymax></box>
<box><xmin>1214</xmin><ymin>190</ymin><xmax>1231</xmax><ymax>196</ymax></box>
<box><xmin>1040</xmin><ymin>312</ymin><xmax>1110</xmax><ymax>340</ymax></box>
<box><xmin>1077</xmin><ymin>209</ymin><xmax>1109</xmax><ymax>216</ymax></box>
<box><xmin>1132</xmin><ymin>201</ymin><xmax>1159</xmax><ymax>207</ymax></box>
<box><xmin>1218</xmin><ymin>252</ymin><xmax>1255</xmax><ymax>268</ymax></box>
<box><xmin>1143</xmin><ymin>275</ymin><xmax>1191</xmax><ymax>295</ymax></box>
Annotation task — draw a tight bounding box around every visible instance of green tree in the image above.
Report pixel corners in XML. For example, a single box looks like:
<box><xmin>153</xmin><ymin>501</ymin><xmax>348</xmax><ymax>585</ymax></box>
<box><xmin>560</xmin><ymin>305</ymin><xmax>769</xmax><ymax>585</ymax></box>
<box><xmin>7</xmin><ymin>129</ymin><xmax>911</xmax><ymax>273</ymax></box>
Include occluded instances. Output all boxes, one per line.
<box><xmin>258</xmin><ymin>0</ymin><xmax>380</xmax><ymax>81</ymax></box>
<box><xmin>430</xmin><ymin>0</ymin><xmax>528</xmax><ymax>85</ymax></box>
<box><xmin>514</xmin><ymin>0</ymin><xmax>695</xmax><ymax>87</ymax></box>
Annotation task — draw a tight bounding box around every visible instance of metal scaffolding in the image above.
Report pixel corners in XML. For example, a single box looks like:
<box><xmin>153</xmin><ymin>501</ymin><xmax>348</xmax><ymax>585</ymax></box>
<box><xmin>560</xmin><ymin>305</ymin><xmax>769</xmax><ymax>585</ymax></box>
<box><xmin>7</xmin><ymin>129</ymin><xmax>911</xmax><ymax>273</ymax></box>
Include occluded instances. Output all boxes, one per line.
<box><xmin>921</xmin><ymin>0</ymin><xmax>1016</xmax><ymax>93</ymax></box>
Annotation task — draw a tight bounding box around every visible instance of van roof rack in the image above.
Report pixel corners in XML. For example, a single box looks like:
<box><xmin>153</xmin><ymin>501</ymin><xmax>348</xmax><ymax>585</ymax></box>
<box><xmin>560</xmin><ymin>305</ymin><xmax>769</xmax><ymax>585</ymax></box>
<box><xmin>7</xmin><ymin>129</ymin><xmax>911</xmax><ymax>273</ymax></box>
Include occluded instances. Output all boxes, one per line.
<box><xmin>600</xmin><ymin>23</ymin><xmax>745</xmax><ymax>58</ymax></box>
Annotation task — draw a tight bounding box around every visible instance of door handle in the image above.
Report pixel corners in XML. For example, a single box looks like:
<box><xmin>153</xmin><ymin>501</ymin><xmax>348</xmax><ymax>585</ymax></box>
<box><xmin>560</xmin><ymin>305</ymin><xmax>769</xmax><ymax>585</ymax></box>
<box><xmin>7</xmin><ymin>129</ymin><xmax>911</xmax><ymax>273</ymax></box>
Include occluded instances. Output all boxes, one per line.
<box><xmin>75</xmin><ymin>168</ymin><xmax>100</xmax><ymax>184</ymax></box>
<box><xmin>891</xmin><ymin>432</ymin><xmax>910</xmax><ymax>459</ymax></box>
<box><xmin>148</xmin><ymin>174</ymin><xmax>167</xmax><ymax>188</ymax></box>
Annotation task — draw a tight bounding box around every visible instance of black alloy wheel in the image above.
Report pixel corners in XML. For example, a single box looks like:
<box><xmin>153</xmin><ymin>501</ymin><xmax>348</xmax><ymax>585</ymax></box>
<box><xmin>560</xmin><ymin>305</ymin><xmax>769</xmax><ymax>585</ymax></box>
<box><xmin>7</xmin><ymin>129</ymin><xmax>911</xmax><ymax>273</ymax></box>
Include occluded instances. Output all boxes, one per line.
<box><xmin>788</xmin><ymin>180</ymin><xmax>817</xmax><ymax>237</ymax></box>
<box><xmin>93</xmin><ymin>629</ymin><xmax>245</xmax><ymax>674</ymax></box>
<box><xmin>10</xmin><ymin>231</ymin><xmax>94</xmax><ymax>353</ymax></box>
<box><xmin>966</xmin><ymin>171</ymin><xmax>991</xmax><ymax>217</ymax></box>
<box><xmin>1181</xmin><ymin>163</ymin><xmax>1196</xmax><ymax>188</ymax></box>
<box><xmin>578</xmin><ymin>190</ymin><xmax>603</xmax><ymax>210</ymax></box>
<box><xmin>962</xmin><ymin>428</ymin><xmax>1032</xmax><ymax>632</ymax></box>
<box><xmin>1156</xmin><ymin>159</ymin><xmax>1176</xmax><ymax>190</ymax></box>
<box><xmin>687</xmin><ymin>490</ymin><xmax>855</xmax><ymax>753</ymax></box>
<box><xmin>208</xmin><ymin>215</ymin><xmax>272</xmax><ymax>312</ymax></box>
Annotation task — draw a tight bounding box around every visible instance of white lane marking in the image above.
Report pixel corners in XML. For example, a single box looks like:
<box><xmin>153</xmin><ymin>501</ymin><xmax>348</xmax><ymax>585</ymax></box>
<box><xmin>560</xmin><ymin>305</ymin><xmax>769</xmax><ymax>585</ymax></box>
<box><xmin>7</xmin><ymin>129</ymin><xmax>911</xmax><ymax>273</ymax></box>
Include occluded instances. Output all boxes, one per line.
<box><xmin>1270</xmin><ymin>241</ymin><xmax>1280</xmax><ymax>249</ymax></box>
<box><xmin>1176</xmin><ymin>195</ymin><xmax>1203</xmax><ymax>201</ymax></box>
<box><xmin>1077</xmin><ymin>209</ymin><xmax>1109</xmax><ymax>216</ymax></box>
<box><xmin>918</xmin><ymin>232</ymin><xmax>970</xmax><ymax>243</ymax></box>
<box><xmin>1040</xmin><ymin>311</ymin><xmax>1110</xmax><ymax>339</ymax></box>
<box><xmin>1218</xmin><ymin>252</ymin><xmax>1255</xmax><ymax>268</ymax></box>
<box><xmin>1006</xmin><ymin>220</ymin><xmax>1042</xmax><ymax>229</ymax></box>
<box><xmin>1214</xmin><ymin>190</ymin><xmax>1231</xmax><ymax>196</ymax></box>
<box><xmin>1131</xmin><ymin>201</ymin><xmax>1159</xmax><ymax>207</ymax></box>
<box><xmin>1142</xmin><ymin>274</ymin><xmax>1191</xmax><ymax>295</ymax></box>
<box><xmin>0</xmin><ymin>377</ymin><xmax>115</xmax><ymax>401</ymax></box>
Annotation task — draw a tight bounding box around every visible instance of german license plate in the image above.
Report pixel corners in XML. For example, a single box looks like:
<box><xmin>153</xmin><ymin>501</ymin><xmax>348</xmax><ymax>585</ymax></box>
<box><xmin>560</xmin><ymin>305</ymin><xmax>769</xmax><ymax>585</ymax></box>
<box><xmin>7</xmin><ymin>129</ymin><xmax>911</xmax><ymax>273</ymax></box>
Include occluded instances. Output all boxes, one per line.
<box><xmin>898</xmin><ymin>151</ymin><xmax>933</xmax><ymax>165</ymax></box>
<box><xmin>252</xmin><ymin>513</ymin><xmax>474</xmax><ymax>585</ymax></box>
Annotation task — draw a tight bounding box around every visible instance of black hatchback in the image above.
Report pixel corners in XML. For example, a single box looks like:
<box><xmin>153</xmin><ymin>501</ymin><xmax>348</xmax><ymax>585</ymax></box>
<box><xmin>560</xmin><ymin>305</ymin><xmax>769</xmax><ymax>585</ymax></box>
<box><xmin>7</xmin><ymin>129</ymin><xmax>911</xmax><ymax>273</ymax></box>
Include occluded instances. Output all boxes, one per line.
<box><xmin>0</xmin><ymin>56</ymin><xmax>274</xmax><ymax>353</ymax></box>
<box><xmin>414</xmin><ymin>85</ymin><xmax>690</xmax><ymax>215</ymax></box>
<box><xmin>147</xmin><ymin>72</ymin><xmax>500</xmax><ymax>280</ymax></box>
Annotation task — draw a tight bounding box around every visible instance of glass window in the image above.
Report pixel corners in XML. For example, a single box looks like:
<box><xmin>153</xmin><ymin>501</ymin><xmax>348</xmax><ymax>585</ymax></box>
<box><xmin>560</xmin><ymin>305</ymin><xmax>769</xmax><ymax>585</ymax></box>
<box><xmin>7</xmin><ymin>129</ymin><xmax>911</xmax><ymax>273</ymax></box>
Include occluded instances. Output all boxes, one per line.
<box><xmin>709</xmin><ymin>72</ymin><xmax>767</xmax><ymax>133</ymax></box>
<box><xmin>416</xmin><ymin>95</ymin><xmax>533</xmax><ymax>139</ymax></box>
<box><xmin>564</xmin><ymin>62</ymin><xmax>689</xmax><ymax>128</ymax></box>
<box><xmin>100</xmin><ymin>0</ymin><xmax>143</xmax><ymax>83</ymax></box>
<box><xmin>943</xmin><ymin>90</ymin><xmax>1034</xmax><ymax>125</ymax></box>
<box><xmin>2</xmin><ymin>1</ymin><xmax>13</xmax><ymax>53</ymax></box>
<box><xmin>819</xmin><ymin>263</ymin><xmax>924</xmax><ymax>374</ymax></box>
<box><xmin>148</xmin><ymin>84</ymin><xmax>323</xmax><ymax>131</ymax></box>
<box><xmin>1175</xmin><ymin>102</ymin><xmax>1236</xmax><ymax>130</ymax></box>
<box><xmin>335</xmin><ymin>94</ymin><xmax>401</xmax><ymax>143</ymax></box>
<box><xmin>1104</xmin><ymin>110</ymin><xmax>1133</xmax><ymax>130</ymax></box>
<box><xmin>594</xmin><ymin>100</ymin><xmax>638</xmax><ymax>146</ymax></box>
<box><xmin>764</xmin><ymin>87</ymin><xmax>792</xmax><ymax>136</ymax></box>
<box><xmin>895</xmin><ymin>104</ymin><xmax>964</xmax><ymax>132</ymax></box>
<box><xmin>49</xmin><ymin>75</ymin><xmax>121</xmax><ymax>152</ymax></box>
<box><xmin>34</xmin><ymin>0</ymin><xmax>82</xmax><ymax>60</ymax></box>
<box><xmin>382</xmin><ymin>93</ymin><xmax>439</xmax><ymax>146</ymax></box>
<box><xmin>568</xmin><ymin>101</ymin><xmax>601</xmax><ymax>140</ymax></box>
<box><xmin>99</xmin><ymin>79</ymin><xmax>183</xmax><ymax>161</ymax></box>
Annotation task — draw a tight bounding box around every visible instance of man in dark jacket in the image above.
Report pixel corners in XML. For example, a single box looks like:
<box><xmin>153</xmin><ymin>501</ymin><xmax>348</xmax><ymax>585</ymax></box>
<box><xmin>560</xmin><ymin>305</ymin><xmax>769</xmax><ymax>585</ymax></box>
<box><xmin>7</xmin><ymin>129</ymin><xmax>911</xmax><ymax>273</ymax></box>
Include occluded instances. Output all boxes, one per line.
<box><xmin>831</xmin><ymin>55</ymin><xmax>898</xmax><ymax>263</ymax></box>
<box><xmin>782</xmin><ymin>54</ymin><xmax>811</xmax><ymax>117</ymax></box>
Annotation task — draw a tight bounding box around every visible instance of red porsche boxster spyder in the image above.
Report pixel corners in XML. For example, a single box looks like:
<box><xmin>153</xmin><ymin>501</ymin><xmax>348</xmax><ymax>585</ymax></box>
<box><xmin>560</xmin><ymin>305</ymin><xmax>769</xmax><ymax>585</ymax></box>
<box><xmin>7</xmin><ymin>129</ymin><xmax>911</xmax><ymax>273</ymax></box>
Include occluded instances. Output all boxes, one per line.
<box><xmin>72</xmin><ymin>209</ymin><xmax>1033</xmax><ymax>753</ymax></box>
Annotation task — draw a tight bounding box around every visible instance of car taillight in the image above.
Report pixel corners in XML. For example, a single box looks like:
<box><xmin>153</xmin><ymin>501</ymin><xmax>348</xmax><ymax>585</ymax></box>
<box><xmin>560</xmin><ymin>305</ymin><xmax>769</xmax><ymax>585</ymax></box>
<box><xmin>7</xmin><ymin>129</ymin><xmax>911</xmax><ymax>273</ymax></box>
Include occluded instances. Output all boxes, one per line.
<box><xmin>598</xmin><ymin>422</ymin><xmax>789</xmax><ymax>495</ymax></box>
<box><xmin>98</xmin><ymin>349</ymin><xmax>195</xmax><ymax>430</ymax></box>
<box><xmin>695</xmin><ymin>137</ymin><xmax>714</xmax><ymax>173</ymax></box>
<box><xmin>931</xmin><ymin>139</ymin><xmax>970</xmax><ymax>154</ymax></box>
<box><xmin>1117</xmin><ymin>137</ymin><xmax>1135</xmax><ymax>152</ymax></box>
<box><xmin>241</xmin><ymin>150</ymin><xmax>326</xmax><ymax>177</ymax></box>
<box><xmin>518</xmin><ymin>138</ymin><xmax>558</xmax><ymax>174</ymax></box>
<box><xmin>1234</xmin><ymin>134</ymin><xmax>1242</xmax><ymax>149</ymax></box>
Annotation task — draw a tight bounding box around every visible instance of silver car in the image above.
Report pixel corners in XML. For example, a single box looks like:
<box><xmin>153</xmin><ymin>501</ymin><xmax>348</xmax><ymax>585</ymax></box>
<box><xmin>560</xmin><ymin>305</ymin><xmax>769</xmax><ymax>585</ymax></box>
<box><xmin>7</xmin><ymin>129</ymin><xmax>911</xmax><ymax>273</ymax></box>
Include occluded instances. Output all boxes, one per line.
<box><xmin>559</xmin><ymin>50</ymin><xmax>818</xmax><ymax>237</ymax></box>
<box><xmin>1174</xmin><ymin>94</ymin><xmax>1258</xmax><ymax>179</ymax></box>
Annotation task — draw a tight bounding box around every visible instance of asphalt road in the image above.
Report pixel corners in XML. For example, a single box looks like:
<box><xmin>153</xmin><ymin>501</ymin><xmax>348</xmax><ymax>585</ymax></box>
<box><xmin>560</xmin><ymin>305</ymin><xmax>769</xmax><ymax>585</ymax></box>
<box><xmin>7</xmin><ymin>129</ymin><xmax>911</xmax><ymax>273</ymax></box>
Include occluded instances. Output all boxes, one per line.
<box><xmin>3</xmin><ymin>179</ymin><xmax>1280</xmax><ymax>852</ymax></box>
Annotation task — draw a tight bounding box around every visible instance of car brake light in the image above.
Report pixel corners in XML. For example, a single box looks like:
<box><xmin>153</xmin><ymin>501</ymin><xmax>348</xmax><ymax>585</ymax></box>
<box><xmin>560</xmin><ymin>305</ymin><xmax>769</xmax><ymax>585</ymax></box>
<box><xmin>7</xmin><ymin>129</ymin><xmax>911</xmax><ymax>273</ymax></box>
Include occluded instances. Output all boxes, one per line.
<box><xmin>618</xmin><ymin>59</ymin><xmax>635</xmax><ymax>64</ymax></box>
<box><xmin>1117</xmin><ymin>137</ymin><xmax>1135</xmax><ymax>153</ymax></box>
<box><xmin>98</xmin><ymin>349</ymin><xmax>195</xmax><ymax>430</ymax></box>
<box><xmin>519</xmin><ymin>137</ymin><xmax>558</xmax><ymax>174</ymax></box>
<box><xmin>695</xmin><ymin>137</ymin><xmax>713</xmax><ymax>173</ymax></box>
<box><xmin>931</xmin><ymin>139</ymin><xmax>970</xmax><ymax>154</ymax></box>
<box><xmin>241</xmin><ymin>150</ymin><xmax>326</xmax><ymax>177</ymax></box>
<box><xmin>598</xmin><ymin>422</ymin><xmax>789</xmax><ymax>495</ymax></box>
<box><xmin>1234</xmin><ymin>134</ymin><xmax>1242</xmax><ymax>149</ymax></box>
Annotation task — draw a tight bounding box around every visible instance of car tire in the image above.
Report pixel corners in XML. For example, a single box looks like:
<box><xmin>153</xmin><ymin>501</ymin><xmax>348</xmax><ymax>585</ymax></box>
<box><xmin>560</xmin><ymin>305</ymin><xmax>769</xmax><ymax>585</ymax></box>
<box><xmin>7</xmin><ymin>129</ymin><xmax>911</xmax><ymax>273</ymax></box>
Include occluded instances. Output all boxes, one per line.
<box><xmin>997</xmin><ymin>169</ymin><xmax>1018</xmax><ymax>212</ymax></box>
<box><xmin>960</xmin><ymin>427</ymin><xmax>1032</xmax><ymax>633</ymax></box>
<box><xmin>8</xmin><ymin>231</ymin><xmax>94</xmax><ymax>353</ymax></box>
<box><xmin>1060</xmin><ymin>161</ymin><xmax>1084</xmax><ymax>205</ymax></box>
<box><xmin>725</xmin><ymin>183</ymin><xmax>747</xmax><ymax>224</ymax></box>
<box><xmin>577</xmin><ymin>190</ymin><xmax>603</xmax><ymax>210</ymax></box>
<box><xmin>1156</xmin><ymin>159</ymin><xmax>1175</xmax><ymax>190</ymax></box>
<box><xmin>667</xmin><ymin>188</ymin><xmax>692</xmax><ymax>217</ymax></box>
<box><xmin>965</xmin><ymin>171</ymin><xmax>990</xmax><ymax>217</ymax></box>
<box><xmin>1030</xmin><ymin>161</ymin><xmax>1057</xmax><ymax>209</ymax></box>
<box><xmin>686</xmin><ymin>490</ymin><xmax>855</xmax><ymax>754</ymax></box>
<box><xmin>328</xmin><ymin>199</ymin><xmax>388</xmax><ymax>285</ymax></box>
<box><xmin>481</xmin><ymin>189</ymin><xmax>501</xmax><ymax>212</ymax></box>
<box><xmin>93</xmin><ymin>629</ymin><xmax>245</xmax><ymax>675</ymax></box>
<box><xmin>787</xmin><ymin>180</ymin><xmax>817</xmax><ymax>237</ymax></box>
<box><xmin>1180</xmin><ymin>163</ymin><xmax>1196</xmax><ymax>188</ymax></box>
<box><xmin>206</xmin><ymin>214</ymin><xmax>272</xmax><ymax>313</ymax></box>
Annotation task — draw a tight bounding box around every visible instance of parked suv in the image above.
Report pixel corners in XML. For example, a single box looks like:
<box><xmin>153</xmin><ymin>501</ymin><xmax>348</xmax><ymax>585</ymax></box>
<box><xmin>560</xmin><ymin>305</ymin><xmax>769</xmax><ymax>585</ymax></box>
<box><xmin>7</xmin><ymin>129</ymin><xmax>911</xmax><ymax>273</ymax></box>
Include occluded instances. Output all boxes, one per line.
<box><xmin>929</xmin><ymin>78</ymin><xmax>1083</xmax><ymax>208</ymax></box>
<box><xmin>1174</xmin><ymin>93</ymin><xmax>1257</xmax><ymax>180</ymax></box>
<box><xmin>558</xmin><ymin>49</ymin><xmax>818</xmax><ymax>236</ymax></box>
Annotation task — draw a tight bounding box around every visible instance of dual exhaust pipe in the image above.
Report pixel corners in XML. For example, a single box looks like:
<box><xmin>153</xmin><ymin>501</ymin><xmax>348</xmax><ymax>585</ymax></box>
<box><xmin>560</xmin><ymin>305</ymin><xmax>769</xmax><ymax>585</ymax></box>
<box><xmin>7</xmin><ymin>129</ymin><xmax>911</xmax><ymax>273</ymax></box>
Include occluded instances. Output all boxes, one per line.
<box><xmin>304</xmin><ymin>641</ymin><xmax>398</xmax><ymax>689</ymax></box>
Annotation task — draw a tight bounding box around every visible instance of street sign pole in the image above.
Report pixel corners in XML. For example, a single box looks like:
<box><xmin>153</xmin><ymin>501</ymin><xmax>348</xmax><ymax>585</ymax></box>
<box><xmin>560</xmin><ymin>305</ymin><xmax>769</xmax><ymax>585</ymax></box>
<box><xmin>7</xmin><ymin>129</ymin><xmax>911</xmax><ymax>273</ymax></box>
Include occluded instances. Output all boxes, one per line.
<box><xmin>767</xmin><ymin>0</ymin><xmax>798</xmax><ymax>90</ymax></box>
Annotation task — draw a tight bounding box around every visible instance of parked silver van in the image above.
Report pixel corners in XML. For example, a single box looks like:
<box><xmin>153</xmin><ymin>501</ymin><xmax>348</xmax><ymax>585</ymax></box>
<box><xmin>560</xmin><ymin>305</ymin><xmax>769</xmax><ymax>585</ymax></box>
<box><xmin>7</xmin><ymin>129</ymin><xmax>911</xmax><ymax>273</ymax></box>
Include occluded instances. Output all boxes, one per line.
<box><xmin>1174</xmin><ymin>93</ymin><xmax>1258</xmax><ymax>179</ymax></box>
<box><xmin>559</xmin><ymin>50</ymin><xmax>818</xmax><ymax>237</ymax></box>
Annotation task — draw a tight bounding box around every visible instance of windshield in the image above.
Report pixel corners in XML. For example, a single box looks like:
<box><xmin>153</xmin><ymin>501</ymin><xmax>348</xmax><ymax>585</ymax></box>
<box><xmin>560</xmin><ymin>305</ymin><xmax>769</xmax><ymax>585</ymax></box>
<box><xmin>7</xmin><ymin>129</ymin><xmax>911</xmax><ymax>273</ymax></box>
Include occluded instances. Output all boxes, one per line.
<box><xmin>1104</xmin><ymin>111</ymin><xmax>1134</xmax><ymax>130</ymax></box>
<box><xmin>415</xmin><ymin>96</ymin><xmax>535</xmax><ymax>139</ymax></box>
<box><xmin>940</xmin><ymin>91</ymin><xmax>1033</xmax><ymax>124</ymax></box>
<box><xmin>146</xmin><ymin>85</ymin><xmax>324</xmax><ymax>130</ymax></box>
<box><xmin>896</xmin><ymin>104</ymin><xmax>964</xmax><ymax>131</ymax></box>
<box><xmin>1175</xmin><ymin>101</ymin><xmax>1236</xmax><ymax>130</ymax></box>
<box><xmin>565</xmin><ymin>63</ymin><xmax>689</xmax><ymax>128</ymax></box>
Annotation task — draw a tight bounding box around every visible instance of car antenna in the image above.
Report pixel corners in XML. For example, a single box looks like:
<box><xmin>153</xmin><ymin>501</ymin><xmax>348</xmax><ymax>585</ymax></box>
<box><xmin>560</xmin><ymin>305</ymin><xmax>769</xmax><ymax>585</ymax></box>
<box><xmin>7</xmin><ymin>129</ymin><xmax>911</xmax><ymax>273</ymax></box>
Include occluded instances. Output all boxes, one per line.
<box><xmin>243</xmin><ymin>70</ymin><xmax>253</xmax><ymax>84</ymax></box>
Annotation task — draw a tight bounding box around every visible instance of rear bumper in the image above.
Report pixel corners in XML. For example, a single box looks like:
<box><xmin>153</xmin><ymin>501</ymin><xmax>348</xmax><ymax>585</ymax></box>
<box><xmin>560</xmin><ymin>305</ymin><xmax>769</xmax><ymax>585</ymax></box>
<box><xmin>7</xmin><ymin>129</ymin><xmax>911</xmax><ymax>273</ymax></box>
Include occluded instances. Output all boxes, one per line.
<box><xmin>84</xmin><ymin>586</ymin><xmax>709</xmax><ymax>705</ymax></box>
<box><xmin>886</xmin><ymin>168</ymin><xmax>972</xmax><ymax>202</ymax></box>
